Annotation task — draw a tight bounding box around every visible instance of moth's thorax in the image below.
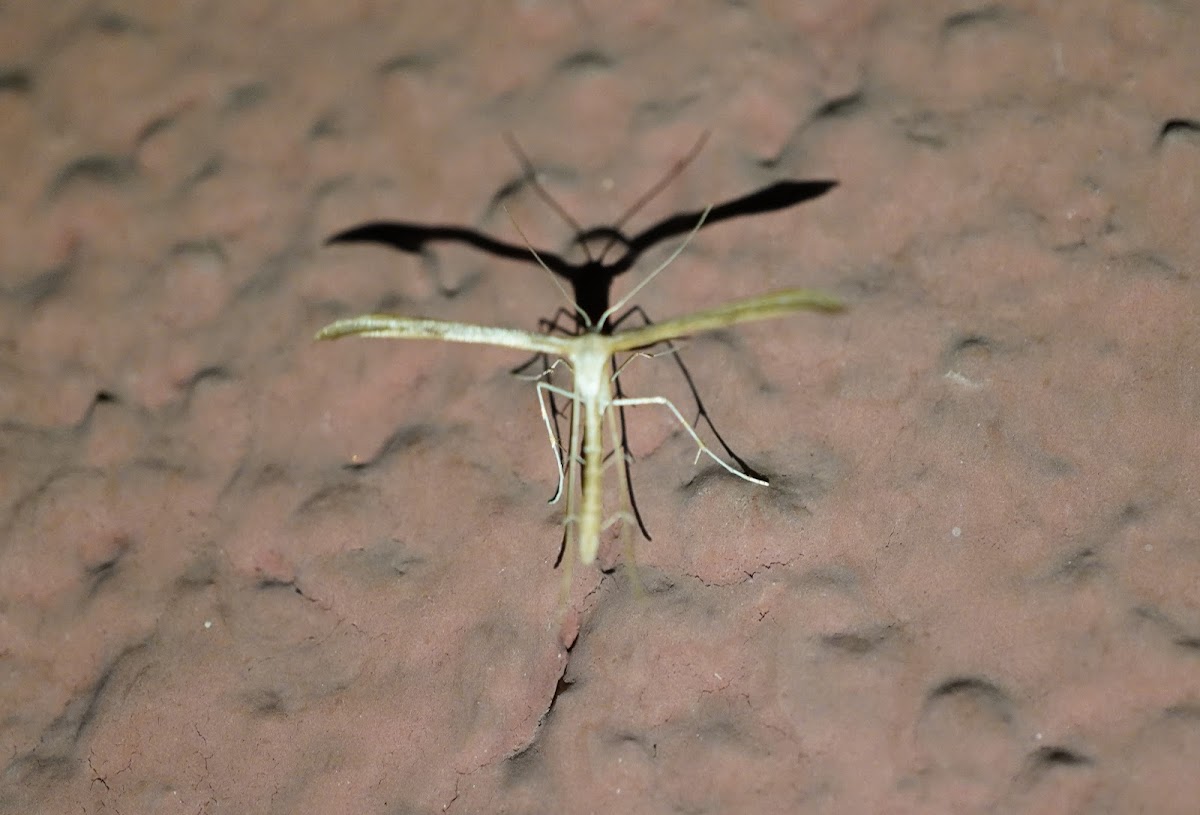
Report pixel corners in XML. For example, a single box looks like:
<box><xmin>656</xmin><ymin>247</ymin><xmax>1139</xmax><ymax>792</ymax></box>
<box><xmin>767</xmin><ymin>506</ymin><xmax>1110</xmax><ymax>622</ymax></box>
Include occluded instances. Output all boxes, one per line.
<box><xmin>570</xmin><ymin>334</ymin><xmax>616</xmax><ymax>406</ymax></box>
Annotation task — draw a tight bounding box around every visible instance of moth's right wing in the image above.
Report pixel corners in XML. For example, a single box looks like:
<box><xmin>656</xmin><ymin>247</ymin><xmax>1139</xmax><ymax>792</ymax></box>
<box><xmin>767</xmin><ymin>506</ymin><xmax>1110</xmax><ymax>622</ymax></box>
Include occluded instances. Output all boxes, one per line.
<box><xmin>607</xmin><ymin>288</ymin><xmax>844</xmax><ymax>353</ymax></box>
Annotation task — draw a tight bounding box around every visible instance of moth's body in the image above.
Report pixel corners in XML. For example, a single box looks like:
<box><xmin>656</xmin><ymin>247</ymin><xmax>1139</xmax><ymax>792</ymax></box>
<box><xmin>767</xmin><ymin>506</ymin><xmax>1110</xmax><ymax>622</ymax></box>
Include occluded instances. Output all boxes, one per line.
<box><xmin>547</xmin><ymin>333</ymin><xmax>642</xmax><ymax>569</ymax></box>
<box><xmin>316</xmin><ymin>285</ymin><xmax>842</xmax><ymax>596</ymax></box>
<box><xmin>317</xmin><ymin>194</ymin><xmax>843</xmax><ymax>597</ymax></box>
<box><xmin>570</xmin><ymin>338</ymin><xmax>611</xmax><ymax>565</ymax></box>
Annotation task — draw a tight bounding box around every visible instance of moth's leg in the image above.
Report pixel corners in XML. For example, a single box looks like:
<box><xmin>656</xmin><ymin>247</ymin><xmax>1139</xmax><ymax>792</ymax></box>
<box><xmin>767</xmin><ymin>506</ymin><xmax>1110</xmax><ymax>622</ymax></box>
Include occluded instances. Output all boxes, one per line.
<box><xmin>598</xmin><ymin>404</ymin><xmax>639</xmax><ymax>533</ymax></box>
<box><xmin>537</xmin><ymin>379</ymin><xmax>584</xmax><ymax>505</ymax></box>
<box><xmin>536</xmin><ymin>380</ymin><xmax>568</xmax><ymax>504</ymax></box>
<box><xmin>510</xmin><ymin>309</ymin><xmax>584</xmax><ymax>378</ymax></box>
<box><xmin>602</xmin><ymin>355</ymin><xmax>656</xmax><ymax>543</ymax></box>
<box><xmin>611</xmin><ymin>346</ymin><xmax>681</xmax><ymax>380</ymax></box>
<box><xmin>511</xmin><ymin>350</ymin><xmax>548</xmax><ymax>379</ymax></box>
<box><xmin>528</xmin><ymin>377</ymin><xmax>586</xmax><ymax>599</ymax></box>
<box><xmin>611</xmin><ymin>395</ymin><xmax>769</xmax><ymax>486</ymax></box>
<box><xmin>539</xmin><ymin>382</ymin><xmax>585</xmax><ymax>460</ymax></box>
<box><xmin>513</xmin><ymin>317</ymin><xmax>587</xmax><ymax>505</ymax></box>
<box><xmin>514</xmin><ymin>354</ymin><xmax>569</xmax><ymax>382</ymax></box>
<box><xmin>560</xmin><ymin>384</ymin><xmax>586</xmax><ymax>604</ymax></box>
<box><xmin>535</xmin><ymin>308</ymin><xmax>586</xmax><ymax>338</ymax></box>
<box><xmin>524</xmin><ymin>358</ymin><xmax>577</xmax><ymax>504</ymax></box>
<box><xmin>606</xmin><ymin>346</ymin><xmax>682</xmax><ymax>523</ymax></box>
<box><xmin>610</xmin><ymin>304</ymin><xmax>768</xmax><ymax>483</ymax></box>
<box><xmin>602</xmin><ymin>400</ymin><xmax>644</xmax><ymax>597</ymax></box>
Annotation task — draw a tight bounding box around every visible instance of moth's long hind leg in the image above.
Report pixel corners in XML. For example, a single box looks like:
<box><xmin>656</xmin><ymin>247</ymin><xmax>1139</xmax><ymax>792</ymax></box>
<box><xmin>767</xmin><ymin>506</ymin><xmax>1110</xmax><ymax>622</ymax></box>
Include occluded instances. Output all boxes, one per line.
<box><xmin>559</xmin><ymin>383</ymin><xmax>586</xmax><ymax>604</ymax></box>
<box><xmin>611</xmin><ymin>395</ymin><xmax>769</xmax><ymax>486</ymax></box>
<box><xmin>512</xmin><ymin>309</ymin><xmax>582</xmax><ymax>503</ymax></box>
<box><xmin>519</xmin><ymin>375</ymin><xmax>585</xmax><ymax>590</ymax></box>
<box><xmin>608</xmin><ymin>356</ymin><xmax>655</xmax><ymax>543</ymax></box>
<box><xmin>609</xmin><ymin>304</ymin><xmax>768</xmax><ymax>482</ymax></box>
<box><xmin>603</xmin><ymin>399</ymin><xmax>644</xmax><ymax>595</ymax></box>
<box><xmin>536</xmin><ymin>379</ymin><xmax>568</xmax><ymax>504</ymax></box>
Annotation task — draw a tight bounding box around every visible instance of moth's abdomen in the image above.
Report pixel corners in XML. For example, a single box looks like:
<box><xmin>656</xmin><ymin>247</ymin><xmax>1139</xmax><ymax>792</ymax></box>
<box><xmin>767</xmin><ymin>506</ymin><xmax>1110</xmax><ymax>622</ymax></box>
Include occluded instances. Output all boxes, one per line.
<box><xmin>578</xmin><ymin>401</ymin><xmax>605</xmax><ymax>565</ymax></box>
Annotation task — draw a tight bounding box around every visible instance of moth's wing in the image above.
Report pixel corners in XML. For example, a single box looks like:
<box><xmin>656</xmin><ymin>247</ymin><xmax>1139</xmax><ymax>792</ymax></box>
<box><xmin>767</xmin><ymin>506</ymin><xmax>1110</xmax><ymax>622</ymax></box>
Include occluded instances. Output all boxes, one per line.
<box><xmin>316</xmin><ymin>315</ymin><xmax>572</xmax><ymax>357</ymax></box>
<box><xmin>607</xmin><ymin>288</ymin><xmax>843</xmax><ymax>353</ymax></box>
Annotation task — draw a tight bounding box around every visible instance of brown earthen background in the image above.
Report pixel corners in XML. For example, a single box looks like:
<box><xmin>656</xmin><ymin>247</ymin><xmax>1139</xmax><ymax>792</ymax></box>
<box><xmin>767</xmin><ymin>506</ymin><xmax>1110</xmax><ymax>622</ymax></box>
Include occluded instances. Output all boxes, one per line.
<box><xmin>1</xmin><ymin>2</ymin><xmax>1198</xmax><ymax>813</ymax></box>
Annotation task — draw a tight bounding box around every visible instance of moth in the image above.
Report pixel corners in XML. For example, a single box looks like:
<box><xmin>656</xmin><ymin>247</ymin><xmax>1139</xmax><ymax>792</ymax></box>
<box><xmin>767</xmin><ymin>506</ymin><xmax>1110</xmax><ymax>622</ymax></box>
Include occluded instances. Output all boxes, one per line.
<box><xmin>316</xmin><ymin>204</ymin><xmax>842</xmax><ymax>595</ymax></box>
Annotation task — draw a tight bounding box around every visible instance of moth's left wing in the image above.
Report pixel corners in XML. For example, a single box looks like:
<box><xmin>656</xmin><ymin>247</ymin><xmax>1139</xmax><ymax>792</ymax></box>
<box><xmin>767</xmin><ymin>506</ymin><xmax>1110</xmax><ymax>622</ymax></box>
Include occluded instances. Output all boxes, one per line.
<box><xmin>316</xmin><ymin>315</ymin><xmax>573</xmax><ymax>357</ymax></box>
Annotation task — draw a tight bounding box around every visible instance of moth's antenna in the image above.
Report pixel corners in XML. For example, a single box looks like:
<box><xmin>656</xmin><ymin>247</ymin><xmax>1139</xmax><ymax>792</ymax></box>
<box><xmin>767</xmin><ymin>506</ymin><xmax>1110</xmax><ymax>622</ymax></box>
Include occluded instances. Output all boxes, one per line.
<box><xmin>598</xmin><ymin>204</ymin><xmax>712</xmax><ymax>327</ymax></box>
<box><xmin>506</xmin><ymin>131</ymin><xmax>711</xmax><ymax>267</ymax></box>
<box><xmin>502</xmin><ymin>203</ymin><xmax>592</xmax><ymax>329</ymax></box>
<box><xmin>503</xmin><ymin>132</ymin><xmax>593</xmax><ymax>264</ymax></box>
<box><xmin>595</xmin><ymin>130</ymin><xmax>711</xmax><ymax>263</ymax></box>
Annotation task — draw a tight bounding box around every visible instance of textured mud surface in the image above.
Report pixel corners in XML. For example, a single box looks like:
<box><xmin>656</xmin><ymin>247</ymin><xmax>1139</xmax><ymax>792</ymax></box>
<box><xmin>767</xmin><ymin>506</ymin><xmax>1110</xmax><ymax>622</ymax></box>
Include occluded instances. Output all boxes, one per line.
<box><xmin>1</xmin><ymin>2</ymin><xmax>1198</xmax><ymax>813</ymax></box>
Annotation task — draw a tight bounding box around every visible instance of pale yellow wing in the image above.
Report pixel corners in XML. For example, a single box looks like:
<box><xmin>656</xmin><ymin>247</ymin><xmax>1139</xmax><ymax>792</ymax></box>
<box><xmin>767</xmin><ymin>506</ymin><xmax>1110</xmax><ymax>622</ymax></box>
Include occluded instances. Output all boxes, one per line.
<box><xmin>315</xmin><ymin>315</ymin><xmax>573</xmax><ymax>357</ymax></box>
<box><xmin>607</xmin><ymin>288</ymin><xmax>843</xmax><ymax>353</ymax></box>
